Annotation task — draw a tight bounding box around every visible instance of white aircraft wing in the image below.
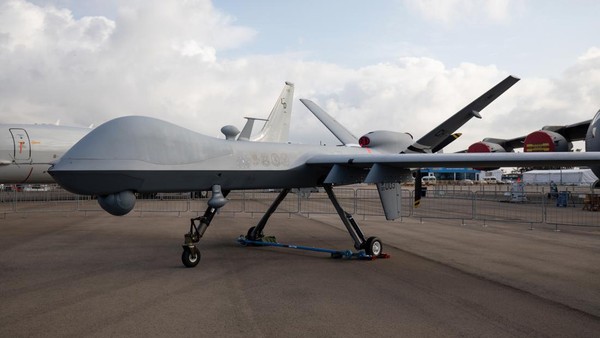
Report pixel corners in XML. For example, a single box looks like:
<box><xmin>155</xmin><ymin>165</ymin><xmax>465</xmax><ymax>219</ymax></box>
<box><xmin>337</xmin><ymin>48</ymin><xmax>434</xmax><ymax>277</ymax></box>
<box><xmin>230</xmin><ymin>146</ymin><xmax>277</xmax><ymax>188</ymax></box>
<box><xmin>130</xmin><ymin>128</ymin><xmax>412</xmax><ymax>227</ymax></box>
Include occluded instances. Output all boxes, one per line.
<box><xmin>408</xmin><ymin>75</ymin><xmax>520</xmax><ymax>153</ymax></box>
<box><xmin>300</xmin><ymin>99</ymin><xmax>359</xmax><ymax>146</ymax></box>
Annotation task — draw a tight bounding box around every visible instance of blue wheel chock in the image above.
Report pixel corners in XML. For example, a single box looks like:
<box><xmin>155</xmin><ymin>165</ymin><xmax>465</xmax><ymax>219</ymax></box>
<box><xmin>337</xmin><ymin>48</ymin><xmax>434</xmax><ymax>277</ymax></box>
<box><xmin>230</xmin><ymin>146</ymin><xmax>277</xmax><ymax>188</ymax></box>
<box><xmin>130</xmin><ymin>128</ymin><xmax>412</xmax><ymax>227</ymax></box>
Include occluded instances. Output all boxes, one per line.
<box><xmin>237</xmin><ymin>236</ymin><xmax>389</xmax><ymax>260</ymax></box>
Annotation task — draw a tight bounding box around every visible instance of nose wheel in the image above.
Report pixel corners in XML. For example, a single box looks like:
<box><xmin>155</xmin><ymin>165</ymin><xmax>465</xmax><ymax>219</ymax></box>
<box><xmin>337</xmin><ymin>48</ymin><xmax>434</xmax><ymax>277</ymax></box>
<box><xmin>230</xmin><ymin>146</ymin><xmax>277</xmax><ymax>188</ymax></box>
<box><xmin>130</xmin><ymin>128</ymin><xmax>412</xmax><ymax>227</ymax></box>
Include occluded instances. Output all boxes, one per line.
<box><xmin>182</xmin><ymin>246</ymin><xmax>201</xmax><ymax>267</ymax></box>
<box><xmin>180</xmin><ymin>186</ymin><xmax>230</xmax><ymax>268</ymax></box>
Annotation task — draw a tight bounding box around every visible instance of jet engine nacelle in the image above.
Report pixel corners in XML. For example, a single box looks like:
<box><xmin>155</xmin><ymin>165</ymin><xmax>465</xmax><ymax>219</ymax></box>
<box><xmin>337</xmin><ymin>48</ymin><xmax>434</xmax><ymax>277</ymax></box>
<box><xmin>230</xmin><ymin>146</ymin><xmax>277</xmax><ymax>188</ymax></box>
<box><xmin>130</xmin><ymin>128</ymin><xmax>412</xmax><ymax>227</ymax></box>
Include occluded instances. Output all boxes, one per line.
<box><xmin>524</xmin><ymin>130</ymin><xmax>571</xmax><ymax>152</ymax></box>
<box><xmin>466</xmin><ymin>142</ymin><xmax>505</xmax><ymax>170</ymax></box>
<box><xmin>359</xmin><ymin>131</ymin><xmax>413</xmax><ymax>153</ymax></box>
<box><xmin>585</xmin><ymin>109</ymin><xmax>600</xmax><ymax>178</ymax></box>
<box><xmin>97</xmin><ymin>191</ymin><xmax>136</xmax><ymax>216</ymax></box>
<box><xmin>467</xmin><ymin>141</ymin><xmax>506</xmax><ymax>153</ymax></box>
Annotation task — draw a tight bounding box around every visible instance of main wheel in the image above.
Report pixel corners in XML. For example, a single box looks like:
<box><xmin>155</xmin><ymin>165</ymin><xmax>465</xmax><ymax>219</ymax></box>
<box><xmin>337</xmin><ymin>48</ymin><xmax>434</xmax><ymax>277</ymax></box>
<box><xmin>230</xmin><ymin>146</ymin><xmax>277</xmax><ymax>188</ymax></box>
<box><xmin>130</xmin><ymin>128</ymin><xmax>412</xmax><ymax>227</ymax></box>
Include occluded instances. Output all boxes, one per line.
<box><xmin>364</xmin><ymin>237</ymin><xmax>383</xmax><ymax>256</ymax></box>
<box><xmin>182</xmin><ymin>246</ymin><xmax>201</xmax><ymax>268</ymax></box>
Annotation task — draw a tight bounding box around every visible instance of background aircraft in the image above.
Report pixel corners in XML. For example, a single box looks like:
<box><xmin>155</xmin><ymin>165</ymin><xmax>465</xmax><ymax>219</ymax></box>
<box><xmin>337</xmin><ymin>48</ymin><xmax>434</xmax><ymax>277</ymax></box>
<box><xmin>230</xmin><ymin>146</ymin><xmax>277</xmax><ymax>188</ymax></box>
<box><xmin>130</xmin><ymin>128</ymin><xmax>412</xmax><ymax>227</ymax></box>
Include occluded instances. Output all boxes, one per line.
<box><xmin>0</xmin><ymin>82</ymin><xmax>294</xmax><ymax>185</ymax></box>
<box><xmin>466</xmin><ymin>117</ymin><xmax>594</xmax><ymax>153</ymax></box>
<box><xmin>0</xmin><ymin>124</ymin><xmax>91</xmax><ymax>184</ymax></box>
<box><xmin>47</xmin><ymin>75</ymin><xmax>600</xmax><ymax>268</ymax></box>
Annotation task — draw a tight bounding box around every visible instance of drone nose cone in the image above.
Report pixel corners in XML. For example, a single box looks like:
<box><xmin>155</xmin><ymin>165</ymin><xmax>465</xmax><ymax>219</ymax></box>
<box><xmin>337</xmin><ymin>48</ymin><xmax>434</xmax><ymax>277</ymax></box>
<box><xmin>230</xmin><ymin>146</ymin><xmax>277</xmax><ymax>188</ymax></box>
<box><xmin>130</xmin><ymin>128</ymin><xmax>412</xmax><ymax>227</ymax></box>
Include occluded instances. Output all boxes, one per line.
<box><xmin>48</xmin><ymin>115</ymin><xmax>231</xmax><ymax>196</ymax></box>
<box><xmin>48</xmin><ymin>116</ymin><xmax>172</xmax><ymax>195</ymax></box>
<box><xmin>55</xmin><ymin>116</ymin><xmax>167</xmax><ymax>163</ymax></box>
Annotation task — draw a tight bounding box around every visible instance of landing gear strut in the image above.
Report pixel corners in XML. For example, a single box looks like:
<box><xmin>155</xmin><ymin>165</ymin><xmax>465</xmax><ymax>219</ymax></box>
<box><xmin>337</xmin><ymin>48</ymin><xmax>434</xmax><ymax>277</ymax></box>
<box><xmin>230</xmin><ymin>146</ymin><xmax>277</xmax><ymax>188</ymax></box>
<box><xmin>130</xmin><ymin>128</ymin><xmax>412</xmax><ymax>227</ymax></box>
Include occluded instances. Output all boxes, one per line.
<box><xmin>323</xmin><ymin>184</ymin><xmax>384</xmax><ymax>256</ymax></box>
<box><xmin>181</xmin><ymin>185</ymin><xmax>229</xmax><ymax>268</ymax></box>
<box><xmin>246</xmin><ymin>188</ymin><xmax>291</xmax><ymax>241</ymax></box>
<box><xmin>243</xmin><ymin>185</ymin><xmax>385</xmax><ymax>258</ymax></box>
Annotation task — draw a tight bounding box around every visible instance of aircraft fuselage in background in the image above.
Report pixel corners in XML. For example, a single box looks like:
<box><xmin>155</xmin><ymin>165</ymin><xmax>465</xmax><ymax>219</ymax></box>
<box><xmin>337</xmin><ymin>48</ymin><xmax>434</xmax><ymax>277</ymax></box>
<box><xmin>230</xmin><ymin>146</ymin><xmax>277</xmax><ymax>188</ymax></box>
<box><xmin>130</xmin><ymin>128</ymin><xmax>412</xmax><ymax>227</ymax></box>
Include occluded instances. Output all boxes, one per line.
<box><xmin>0</xmin><ymin>124</ymin><xmax>90</xmax><ymax>184</ymax></box>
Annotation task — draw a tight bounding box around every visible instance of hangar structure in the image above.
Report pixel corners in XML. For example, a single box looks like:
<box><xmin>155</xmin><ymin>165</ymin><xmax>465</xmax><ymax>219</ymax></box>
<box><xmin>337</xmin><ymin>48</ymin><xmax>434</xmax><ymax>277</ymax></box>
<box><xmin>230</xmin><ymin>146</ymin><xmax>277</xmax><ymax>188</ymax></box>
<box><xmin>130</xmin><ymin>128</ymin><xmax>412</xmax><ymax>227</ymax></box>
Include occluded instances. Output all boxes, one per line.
<box><xmin>420</xmin><ymin>167</ymin><xmax>481</xmax><ymax>181</ymax></box>
<box><xmin>523</xmin><ymin>169</ymin><xmax>598</xmax><ymax>186</ymax></box>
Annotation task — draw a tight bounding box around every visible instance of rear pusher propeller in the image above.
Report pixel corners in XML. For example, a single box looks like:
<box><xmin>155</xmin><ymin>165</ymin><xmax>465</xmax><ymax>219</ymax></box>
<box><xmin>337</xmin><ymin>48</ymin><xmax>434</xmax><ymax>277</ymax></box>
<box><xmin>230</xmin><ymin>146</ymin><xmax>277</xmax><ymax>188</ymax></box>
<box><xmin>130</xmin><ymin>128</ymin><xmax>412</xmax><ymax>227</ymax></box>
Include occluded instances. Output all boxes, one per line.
<box><xmin>414</xmin><ymin>169</ymin><xmax>423</xmax><ymax>208</ymax></box>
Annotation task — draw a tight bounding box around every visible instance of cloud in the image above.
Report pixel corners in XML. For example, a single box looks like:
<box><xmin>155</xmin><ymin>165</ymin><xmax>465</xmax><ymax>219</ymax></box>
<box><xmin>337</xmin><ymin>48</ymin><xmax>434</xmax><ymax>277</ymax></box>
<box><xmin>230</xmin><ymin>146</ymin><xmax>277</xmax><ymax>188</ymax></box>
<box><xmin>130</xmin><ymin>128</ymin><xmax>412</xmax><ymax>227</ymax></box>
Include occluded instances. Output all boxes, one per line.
<box><xmin>0</xmin><ymin>0</ymin><xmax>598</xmax><ymax>154</ymax></box>
<box><xmin>404</xmin><ymin>0</ymin><xmax>518</xmax><ymax>24</ymax></box>
<box><xmin>0</xmin><ymin>0</ymin><xmax>256</xmax><ymax>129</ymax></box>
<box><xmin>0</xmin><ymin>0</ymin><xmax>114</xmax><ymax>52</ymax></box>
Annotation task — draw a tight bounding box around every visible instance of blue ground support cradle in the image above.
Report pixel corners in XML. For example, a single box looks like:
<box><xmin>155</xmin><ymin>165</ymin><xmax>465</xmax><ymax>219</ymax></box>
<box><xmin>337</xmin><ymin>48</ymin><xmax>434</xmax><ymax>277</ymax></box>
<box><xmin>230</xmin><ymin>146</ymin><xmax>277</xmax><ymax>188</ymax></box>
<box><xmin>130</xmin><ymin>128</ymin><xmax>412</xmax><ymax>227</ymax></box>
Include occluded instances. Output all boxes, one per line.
<box><xmin>237</xmin><ymin>236</ymin><xmax>390</xmax><ymax>260</ymax></box>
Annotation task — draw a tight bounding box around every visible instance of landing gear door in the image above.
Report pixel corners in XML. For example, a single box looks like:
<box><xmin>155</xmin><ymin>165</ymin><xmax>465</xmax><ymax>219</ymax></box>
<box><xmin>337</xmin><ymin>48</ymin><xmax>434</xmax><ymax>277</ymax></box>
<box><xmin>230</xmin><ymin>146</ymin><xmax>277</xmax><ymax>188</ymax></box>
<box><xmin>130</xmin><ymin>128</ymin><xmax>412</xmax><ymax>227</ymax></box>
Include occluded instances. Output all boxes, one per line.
<box><xmin>9</xmin><ymin>128</ymin><xmax>31</xmax><ymax>162</ymax></box>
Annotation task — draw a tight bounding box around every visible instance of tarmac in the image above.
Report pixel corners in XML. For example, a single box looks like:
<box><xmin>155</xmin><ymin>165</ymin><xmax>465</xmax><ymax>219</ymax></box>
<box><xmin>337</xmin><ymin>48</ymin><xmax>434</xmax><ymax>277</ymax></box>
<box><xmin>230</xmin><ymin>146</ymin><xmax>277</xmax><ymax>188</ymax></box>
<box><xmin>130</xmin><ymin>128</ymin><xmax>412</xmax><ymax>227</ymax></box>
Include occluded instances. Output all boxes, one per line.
<box><xmin>1</xmin><ymin>211</ymin><xmax>600</xmax><ymax>337</ymax></box>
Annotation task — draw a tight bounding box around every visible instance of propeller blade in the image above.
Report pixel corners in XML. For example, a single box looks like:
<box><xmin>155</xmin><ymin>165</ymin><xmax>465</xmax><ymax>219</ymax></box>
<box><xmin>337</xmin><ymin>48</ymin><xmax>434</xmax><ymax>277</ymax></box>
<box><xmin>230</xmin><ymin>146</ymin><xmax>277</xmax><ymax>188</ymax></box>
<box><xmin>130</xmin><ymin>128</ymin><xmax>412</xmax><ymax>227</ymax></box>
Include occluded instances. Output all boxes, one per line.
<box><xmin>414</xmin><ymin>169</ymin><xmax>422</xmax><ymax>208</ymax></box>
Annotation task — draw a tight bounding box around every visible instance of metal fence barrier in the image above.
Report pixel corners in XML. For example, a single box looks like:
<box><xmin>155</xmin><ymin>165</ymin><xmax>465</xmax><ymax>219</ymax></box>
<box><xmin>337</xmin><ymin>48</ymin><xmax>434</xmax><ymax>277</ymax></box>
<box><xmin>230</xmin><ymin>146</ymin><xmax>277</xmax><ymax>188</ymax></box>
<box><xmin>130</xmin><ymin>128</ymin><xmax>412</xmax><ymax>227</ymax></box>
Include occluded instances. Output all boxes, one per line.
<box><xmin>241</xmin><ymin>191</ymin><xmax>298</xmax><ymax>216</ymax></box>
<box><xmin>1</xmin><ymin>185</ymin><xmax>599</xmax><ymax>228</ymax></box>
<box><xmin>544</xmin><ymin>191</ymin><xmax>600</xmax><ymax>227</ymax></box>
<box><xmin>474</xmin><ymin>191</ymin><xmax>545</xmax><ymax>225</ymax></box>
<box><xmin>412</xmin><ymin>190</ymin><xmax>474</xmax><ymax>223</ymax></box>
<box><xmin>299</xmin><ymin>188</ymin><xmax>355</xmax><ymax>216</ymax></box>
<box><xmin>355</xmin><ymin>188</ymin><xmax>413</xmax><ymax>218</ymax></box>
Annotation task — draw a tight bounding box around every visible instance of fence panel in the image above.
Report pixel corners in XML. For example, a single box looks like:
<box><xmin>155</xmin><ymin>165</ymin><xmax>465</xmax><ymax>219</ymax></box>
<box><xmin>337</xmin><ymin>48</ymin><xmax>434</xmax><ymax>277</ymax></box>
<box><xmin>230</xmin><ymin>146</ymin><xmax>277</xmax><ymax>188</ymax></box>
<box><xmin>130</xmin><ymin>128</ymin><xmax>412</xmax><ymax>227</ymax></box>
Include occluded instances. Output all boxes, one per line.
<box><xmin>355</xmin><ymin>188</ymin><xmax>412</xmax><ymax>217</ymax></box>
<box><xmin>13</xmin><ymin>188</ymin><xmax>79</xmax><ymax>213</ymax></box>
<box><xmin>241</xmin><ymin>190</ymin><xmax>298</xmax><ymax>214</ymax></box>
<box><xmin>412</xmin><ymin>190</ymin><xmax>474</xmax><ymax>221</ymax></box>
<box><xmin>354</xmin><ymin>189</ymin><xmax>382</xmax><ymax>216</ymax></box>
<box><xmin>136</xmin><ymin>193</ymin><xmax>190</xmax><ymax>215</ymax></box>
<box><xmin>77</xmin><ymin>195</ymin><xmax>103</xmax><ymax>212</ymax></box>
<box><xmin>474</xmin><ymin>191</ymin><xmax>544</xmax><ymax>224</ymax></box>
<box><xmin>3</xmin><ymin>185</ymin><xmax>599</xmax><ymax>229</ymax></box>
<box><xmin>0</xmin><ymin>189</ymin><xmax>16</xmax><ymax>213</ymax></box>
<box><xmin>545</xmin><ymin>191</ymin><xmax>600</xmax><ymax>227</ymax></box>
<box><xmin>299</xmin><ymin>188</ymin><xmax>355</xmax><ymax>215</ymax></box>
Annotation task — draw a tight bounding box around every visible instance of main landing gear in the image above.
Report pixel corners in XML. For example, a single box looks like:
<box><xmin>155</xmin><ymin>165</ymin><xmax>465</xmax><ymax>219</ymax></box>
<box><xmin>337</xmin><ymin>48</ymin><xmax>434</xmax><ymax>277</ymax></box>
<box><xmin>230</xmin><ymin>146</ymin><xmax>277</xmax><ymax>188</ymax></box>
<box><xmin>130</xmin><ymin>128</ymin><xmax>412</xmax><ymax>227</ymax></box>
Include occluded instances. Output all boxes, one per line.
<box><xmin>322</xmin><ymin>184</ymin><xmax>384</xmax><ymax>256</ymax></box>
<box><xmin>243</xmin><ymin>184</ymin><xmax>386</xmax><ymax>258</ymax></box>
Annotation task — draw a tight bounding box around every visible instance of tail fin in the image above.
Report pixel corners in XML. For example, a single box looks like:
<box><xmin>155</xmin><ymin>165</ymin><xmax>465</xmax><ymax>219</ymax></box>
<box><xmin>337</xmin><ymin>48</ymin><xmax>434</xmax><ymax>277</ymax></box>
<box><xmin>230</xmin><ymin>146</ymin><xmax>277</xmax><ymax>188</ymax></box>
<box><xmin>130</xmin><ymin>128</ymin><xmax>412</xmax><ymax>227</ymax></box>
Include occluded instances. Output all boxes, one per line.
<box><xmin>251</xmin><ymin>82</ymin><xmax>294</xmax><ymax>143</ymax></box>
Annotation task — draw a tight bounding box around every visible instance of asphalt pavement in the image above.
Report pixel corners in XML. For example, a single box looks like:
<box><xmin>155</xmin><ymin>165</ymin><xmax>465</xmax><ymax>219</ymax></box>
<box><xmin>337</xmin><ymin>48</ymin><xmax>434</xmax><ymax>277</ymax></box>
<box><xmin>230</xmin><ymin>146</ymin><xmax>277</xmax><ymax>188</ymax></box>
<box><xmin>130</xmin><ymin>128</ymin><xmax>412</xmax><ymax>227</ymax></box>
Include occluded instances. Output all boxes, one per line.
<box><xmin>1</xmin><ymin>212</ymin><xmax>599</xmax><ymax>337</ymax></box>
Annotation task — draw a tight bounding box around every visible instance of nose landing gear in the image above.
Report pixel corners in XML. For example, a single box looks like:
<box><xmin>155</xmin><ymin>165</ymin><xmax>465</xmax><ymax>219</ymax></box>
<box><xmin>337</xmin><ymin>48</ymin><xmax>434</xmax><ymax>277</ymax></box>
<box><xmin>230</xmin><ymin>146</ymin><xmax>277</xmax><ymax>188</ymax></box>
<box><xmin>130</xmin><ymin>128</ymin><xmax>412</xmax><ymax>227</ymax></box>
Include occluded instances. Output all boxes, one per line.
<box><xmin>181</xmin><ymin>185</ymin><xmax>229</xmax><ymax>268</ymax></box>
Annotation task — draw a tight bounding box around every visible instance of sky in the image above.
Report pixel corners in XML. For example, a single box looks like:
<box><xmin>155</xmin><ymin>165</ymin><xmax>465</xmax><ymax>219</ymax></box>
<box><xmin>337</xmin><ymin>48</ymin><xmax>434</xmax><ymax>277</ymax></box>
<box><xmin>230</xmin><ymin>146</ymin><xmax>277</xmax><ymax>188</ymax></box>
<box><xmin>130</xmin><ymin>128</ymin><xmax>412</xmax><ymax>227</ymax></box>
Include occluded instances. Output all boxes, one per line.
<box><xmin>1</xmin><ymin>0</ymin><xmax>599</xmax><ymax>152</ymax></box>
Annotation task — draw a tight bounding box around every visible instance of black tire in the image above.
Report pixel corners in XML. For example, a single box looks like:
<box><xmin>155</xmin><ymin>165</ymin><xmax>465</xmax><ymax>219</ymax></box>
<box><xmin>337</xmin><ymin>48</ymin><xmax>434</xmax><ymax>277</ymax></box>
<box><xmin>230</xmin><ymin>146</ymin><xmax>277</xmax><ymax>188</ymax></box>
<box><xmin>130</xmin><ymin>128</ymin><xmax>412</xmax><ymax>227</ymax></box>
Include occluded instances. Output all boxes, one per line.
<box><xmin>182</xmin><ymin>246</ymin><xmax>201</xmax><ymax>268</ymax></box>
<box><xmin>364</xmin><ymin>237</ymin><xmax>383</xmax><ymax>256</ymax></box>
